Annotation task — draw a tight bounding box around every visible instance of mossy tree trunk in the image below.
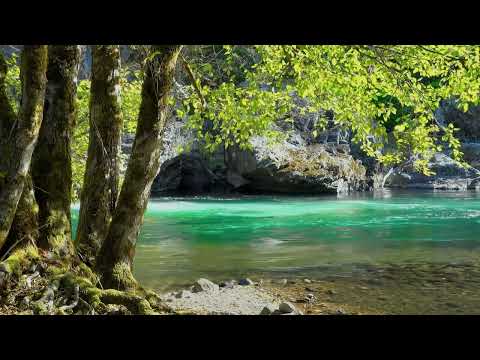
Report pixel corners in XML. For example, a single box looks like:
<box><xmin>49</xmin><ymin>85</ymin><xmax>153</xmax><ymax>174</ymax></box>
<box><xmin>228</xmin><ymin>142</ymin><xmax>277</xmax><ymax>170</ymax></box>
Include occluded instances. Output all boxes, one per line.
<box><xmin>31</xmin><ymin>46</ymin><xmax>80</xmax><ymax>258</ymax></box>
<box><xmin>0</xmin><ymin>54</ymin><xmax>40</xmax><ymax>259</ymax></box>
<box><xmin>76</xmin><ymin>45</ymin><xmax>123</xmax><ymax>264</ymax></box>
<box><xmin>0</xmin><ymin>46</ymin><xmax>48</xmax><ymax>252</ymax></box>
<box><xmin>96</xmin><ymin>45</ymin><xmax>182</xmax><ymax>290</ymax></box>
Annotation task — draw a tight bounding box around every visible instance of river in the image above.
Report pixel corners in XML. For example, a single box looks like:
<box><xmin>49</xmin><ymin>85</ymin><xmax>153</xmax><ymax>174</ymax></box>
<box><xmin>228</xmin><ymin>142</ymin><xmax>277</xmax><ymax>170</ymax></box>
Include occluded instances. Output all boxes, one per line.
<box><xmin>72</xmin><ymin>190</ymin><xmax>480</xmax><ymax>314</ymax></box>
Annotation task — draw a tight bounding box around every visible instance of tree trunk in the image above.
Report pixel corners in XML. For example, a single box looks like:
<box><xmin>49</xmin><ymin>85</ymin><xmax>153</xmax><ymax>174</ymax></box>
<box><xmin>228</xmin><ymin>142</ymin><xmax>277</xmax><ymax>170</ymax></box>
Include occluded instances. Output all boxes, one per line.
<box><xmin>0</xmin><ymin>54</ymin><xmax>40</xmax><ymax>259</ymax></box>
<box><xmin>1</xmin><ymin>174</ymin><xmax>39</xmax><ymax>259</ymax></box>
<box><xmin>0</xmin><ymin>46</ymin><xmax>48</xmax><ymax>252</ymax></box>
<box><xmin>76</xmin><ymin>45</ymin><xmax>123</xmax><ymax>264</ymax></box>
<box><xmin>96</xmin><ymin>45</ymin><xmax>182</xmax><ymax>290</ymax></box>
<box><xmin>31</xmin><ymin>45</ymin><xmax>80</xmax><ymax>258</ymax></box>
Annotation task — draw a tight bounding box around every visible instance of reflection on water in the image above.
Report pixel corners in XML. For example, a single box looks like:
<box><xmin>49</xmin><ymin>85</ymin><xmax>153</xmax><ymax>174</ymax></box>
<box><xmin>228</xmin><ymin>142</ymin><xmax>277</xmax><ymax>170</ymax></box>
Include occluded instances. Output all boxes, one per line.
<box><xmin>72</xmin><ymin>190</ymin><xmax>480</xmax><ymax>312</ymax></box>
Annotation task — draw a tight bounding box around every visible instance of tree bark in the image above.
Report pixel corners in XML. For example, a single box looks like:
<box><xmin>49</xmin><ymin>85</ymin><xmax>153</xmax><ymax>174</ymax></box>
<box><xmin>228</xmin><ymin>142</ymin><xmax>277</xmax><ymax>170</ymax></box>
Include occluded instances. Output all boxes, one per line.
<box><xmin>76</xmin><ymin>45</ymin><xmax>123</xmax><ymax>264</ymax></box>
<box><xmin>0</xmin><ymin>54</ymin><xmax>40</xmax><ymax>259</ymax></box>
<box><xmin>96</xmin><ymin>45</ymin><xmax>182</xmax><ymax>290</ymax></box>
<box><xmin>0</xmin><ymin>46</ymin><xmax>48</xmax><ymax>252</ymax></box>
<box><xmin>31</xmin><ymin>45</ymin><xmax>80</xmax><ymax>258</ymax></box>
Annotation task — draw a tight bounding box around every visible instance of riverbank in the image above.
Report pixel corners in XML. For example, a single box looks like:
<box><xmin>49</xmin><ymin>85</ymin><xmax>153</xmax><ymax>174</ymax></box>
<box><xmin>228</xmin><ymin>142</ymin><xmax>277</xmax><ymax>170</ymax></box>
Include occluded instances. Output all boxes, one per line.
<box><xmin>3</xmin><ymin>258</ymin><xmax>480</xmax><ymax>315</ymax></box>
<box><xmin>156</xmin><ymin>259</ymin><xmax>480</xmax><ymax>315</ymax></box>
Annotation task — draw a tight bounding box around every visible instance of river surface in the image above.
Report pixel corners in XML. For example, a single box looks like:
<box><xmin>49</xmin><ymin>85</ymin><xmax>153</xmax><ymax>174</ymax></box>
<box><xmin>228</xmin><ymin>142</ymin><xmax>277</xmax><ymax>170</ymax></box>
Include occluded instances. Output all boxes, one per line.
<box><xmin>72</xmin><ymin>190</ymin><xmax>480</xmax><ymax>314</ymax></box>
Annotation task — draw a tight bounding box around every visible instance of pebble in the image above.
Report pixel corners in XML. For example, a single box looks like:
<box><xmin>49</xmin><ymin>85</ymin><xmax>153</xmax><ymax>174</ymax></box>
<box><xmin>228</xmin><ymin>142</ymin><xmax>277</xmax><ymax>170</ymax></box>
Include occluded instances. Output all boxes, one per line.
<box><xmin>305</xmin><ymin>293</ymin><xmax>316</xmax><ymax>302</ymax></box>
<box><xmin>303</xmin><ymin>278</ymin><xmax>312</xmax><ymax>284</ymax></box>
<box><xmin>279</xmin><ymin>301</ymin><xmax>297</xmax><ymax>314</ymax></box>
<box><xmin>192</xmin><ymin>278</ymin><xmax>219</xmax><ymax>293</ymax></box>
<box><xmin>260</xmin><ymin>304</ymin><xmax>277</xmax><ymax>315</ymax></box>
<box><xmin>305</xmin><ymin>287</ymin><xmax>315</xmax><ymax>292</ymax></box>
<box><xmin>278</xmin><ymin>279</ymin><xmax>288</xmax><ymax>286</ymax></box>
<box><xmin>326</xmin><ymin>289</ymin><xmax>336</xmax><ymax>295</ymax></box>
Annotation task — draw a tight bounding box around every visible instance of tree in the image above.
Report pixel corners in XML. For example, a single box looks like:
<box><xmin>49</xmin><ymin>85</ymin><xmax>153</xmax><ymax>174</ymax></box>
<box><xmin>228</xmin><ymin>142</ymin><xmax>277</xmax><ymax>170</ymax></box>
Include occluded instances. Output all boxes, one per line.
<box><xmin>31</xmin><ymin>45</ymin><xmax>81</xmax><ymax>258</ymax></box>
<box><xmin>0</xmin><ymin>46</ymin><xmax>48</xmax><ymax>251</ymax></box>
<box><xmin>183</xmin><ymin>45</ymin><xmax>480</xmax><ymax>175</ymax></box>
<box><xmin>76</xmin><ymin>45</ymin><xmax>123</xmax><ymax>264</ymax></box>
<box><xmin>96</xmin><ymin>45</ymin><xmax>182</xmax><ymax>290</ymax></box>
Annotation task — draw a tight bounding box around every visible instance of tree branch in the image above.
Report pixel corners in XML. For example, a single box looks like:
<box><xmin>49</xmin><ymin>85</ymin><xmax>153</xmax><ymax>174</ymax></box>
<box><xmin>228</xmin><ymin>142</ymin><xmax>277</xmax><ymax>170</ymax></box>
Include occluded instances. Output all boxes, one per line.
<box><xmin>179</xmin><ymin>53</ymin><xmax>206</xmax><ymax>109</ymax></box>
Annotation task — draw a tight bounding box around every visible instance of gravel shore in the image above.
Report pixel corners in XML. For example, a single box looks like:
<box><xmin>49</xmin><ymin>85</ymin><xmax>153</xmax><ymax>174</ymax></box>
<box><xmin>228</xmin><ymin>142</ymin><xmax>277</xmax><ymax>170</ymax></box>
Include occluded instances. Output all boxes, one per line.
<box><xmin>161</xmin><ymin>278</ymin><xmax>301</xmax><ymax>315</ymax></box>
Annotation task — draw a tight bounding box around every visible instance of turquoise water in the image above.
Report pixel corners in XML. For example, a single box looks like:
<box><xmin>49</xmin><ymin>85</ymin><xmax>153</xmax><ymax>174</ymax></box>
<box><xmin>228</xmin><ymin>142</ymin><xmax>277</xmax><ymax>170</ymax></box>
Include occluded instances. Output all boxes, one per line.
<box><xmin>73</xmin><ymin>190</ymin><xmax>480</xmax><ymax>293</ymax></box>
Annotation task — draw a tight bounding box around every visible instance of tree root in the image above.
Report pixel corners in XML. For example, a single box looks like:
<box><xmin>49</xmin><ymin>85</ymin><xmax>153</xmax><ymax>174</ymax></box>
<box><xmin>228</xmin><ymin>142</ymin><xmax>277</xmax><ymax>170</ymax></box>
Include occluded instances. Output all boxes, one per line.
<box><xmin>0</xmin><ymin>252</ymin><xmax>173</xmax><ymax>315</ymax></box>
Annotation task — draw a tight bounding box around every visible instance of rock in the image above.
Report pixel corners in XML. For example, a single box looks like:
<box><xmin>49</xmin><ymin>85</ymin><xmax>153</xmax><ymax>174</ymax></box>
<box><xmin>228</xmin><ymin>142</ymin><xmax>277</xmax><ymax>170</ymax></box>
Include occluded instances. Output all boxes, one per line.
<box><xmin>238</xmin><ymin>142</ymin><xmax>367</xmax><ymax>195</ymax></box>
<box><xmin>192</xmin><ymin>278</ymin><xmax>219</xmax><ymax>293</ymax></box>
<box><xmin>152</xmin><ymin>154</ymin><xmax>223</xmax><ymax>195</ymax></box>
<box><xmin>305</xmin><ymin>287</ymin><xmax>315</xmax><ymax>292</ymax></box>
<box><xmin>385</xmin><ymin>152</ymin><xmax>480</xmax><ymax>191</ymax></box>
<box><xmin>19</xmin><ymin>296</ymin><xmax>30</xmax><ymax>310</ymax></box>
<box><xmin>175</xmin><ymin>290</ymin><xmax>192</xmax><ymax>299</ymax></box>
<box><xmin>279</xmin><ymin>301</ymin><xmax>297</xmax><ymax>314</ymax></box>
<box><xmin>305</xmin><ymin>293</ymin><xmax>316</xmax><ymax>302</ymax></box>
<box><xmin>326</xmin><ymin>289</ymin><xmax>336</xmax><ymax>295</ymax></box>
<box><xmin>260</xmin><ymin>304</ymin><xmax>277</xmax><ymax>315</ymax></box>
<box><xmin>303</xmin><ymin>278</ymin><xmax>312</xmax><ymax>284</ymax></box>
<box><xmin>219</xmin><ymin>280</ymin><xmax>236</xmax><ymax>289</ymax></box>
<box><xmin>277</xmin><ymin>279</ymin><xmax>288</xmax><ymax>286</ymax></box>
<box><xmin>238</xmin><ymin>278</ymin><xmax>254</xmax><ymax>286</ymax></box>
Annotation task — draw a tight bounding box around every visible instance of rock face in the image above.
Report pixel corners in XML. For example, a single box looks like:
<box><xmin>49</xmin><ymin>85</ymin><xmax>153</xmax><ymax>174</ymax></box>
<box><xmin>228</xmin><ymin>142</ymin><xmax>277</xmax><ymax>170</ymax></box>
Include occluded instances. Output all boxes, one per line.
<box><xmin>230</xmin><ymin>140</ymin><xmax>367</xmax><ymax>194</ymax></box>
<box><xmin>151</xmin><ymin>108</ymin><xmax>368</xmax><ymax>196</ymax></box>
<box><xmin>385</xmin><ymin>153</ymin><xmax>480</xmax><ymax>191</ymax></box>
<box><xmin>436</xmin><ymin>101</ymin><xmax>480</xmax><ymax>141</ymax></box>
<box><xmin>125</xmin><ymin>93</ymin><xmax>480</xmax><ymax>196</ymax></box>
<box><xmin>151</xmin><ymin>154</ymin><xmax>227</xmax><ymax>195</ymax></box>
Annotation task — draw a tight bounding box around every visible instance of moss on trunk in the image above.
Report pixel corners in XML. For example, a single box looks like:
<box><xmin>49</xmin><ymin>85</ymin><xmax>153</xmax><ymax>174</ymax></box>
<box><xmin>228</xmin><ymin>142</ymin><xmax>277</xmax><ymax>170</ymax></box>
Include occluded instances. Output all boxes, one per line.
<box><xmin>96</xmin><ymin>45</ymin><xmax>182</xmax><ymax>290</ymax></box>
<box><xmin>76</xmin><ymin>45</ymin><xmax>123</xmax><ymax>264</ymax></box>
<box><xmin>31</xmin><ymin>46</ymin><xmax>80</xmax><ymax>258</ymax></box>
<box><xmin>0</xmin><ymin>46</ymin><xmax>48</xmax><ymax>252</ymax></box>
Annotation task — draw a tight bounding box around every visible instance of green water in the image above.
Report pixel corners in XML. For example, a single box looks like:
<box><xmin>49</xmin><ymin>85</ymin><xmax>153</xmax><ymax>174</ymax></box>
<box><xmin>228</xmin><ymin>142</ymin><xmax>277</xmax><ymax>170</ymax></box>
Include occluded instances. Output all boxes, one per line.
<box><xmin>72</xmin><ymin>190</ymin><xmax>480</xmax><ymax>298</ymax></box>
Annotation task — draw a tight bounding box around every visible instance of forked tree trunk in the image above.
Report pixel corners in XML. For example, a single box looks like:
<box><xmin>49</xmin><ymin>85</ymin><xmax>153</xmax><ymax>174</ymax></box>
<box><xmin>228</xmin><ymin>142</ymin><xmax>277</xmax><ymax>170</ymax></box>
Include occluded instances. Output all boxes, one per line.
<box><xmin>76</xmin><ymin>45</ymin><xmax>123</xmax><ymax>264</ymax></box>
<box><xmin>0</xmin><ymin>46</ymin><xmax>48</xmax><ymax>251</ymax></box>
<box><xmin>96</xmin><ymin>45</ymin><xmax>182</xmax><ymax>290</ymax></box>
<box><xmin>31</xmin><ymin>45</ymin><xmax>80</xmax><ymax>257</ymax></box>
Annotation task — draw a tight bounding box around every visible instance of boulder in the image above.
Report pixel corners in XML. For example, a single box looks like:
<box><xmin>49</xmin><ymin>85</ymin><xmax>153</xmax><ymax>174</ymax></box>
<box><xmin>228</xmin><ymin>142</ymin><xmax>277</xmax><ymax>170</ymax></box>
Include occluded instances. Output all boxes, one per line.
<box><xmin>236</xmin><ymin>140</ymin><xmax>367</xmax><ymax>194</ymax></box>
